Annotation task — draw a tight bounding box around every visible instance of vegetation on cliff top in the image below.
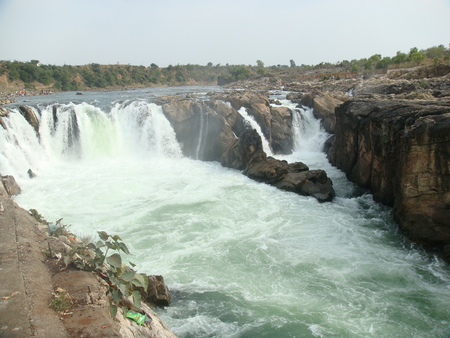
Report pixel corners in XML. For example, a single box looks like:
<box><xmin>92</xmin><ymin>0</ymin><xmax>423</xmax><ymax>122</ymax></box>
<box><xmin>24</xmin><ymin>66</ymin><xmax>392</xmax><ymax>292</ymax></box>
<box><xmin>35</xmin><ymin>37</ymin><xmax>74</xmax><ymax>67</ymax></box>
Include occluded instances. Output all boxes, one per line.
<box><xmin>1</xmin><ymin>45</ymin><xmax>449</xmax><ymax>93</ymax></box>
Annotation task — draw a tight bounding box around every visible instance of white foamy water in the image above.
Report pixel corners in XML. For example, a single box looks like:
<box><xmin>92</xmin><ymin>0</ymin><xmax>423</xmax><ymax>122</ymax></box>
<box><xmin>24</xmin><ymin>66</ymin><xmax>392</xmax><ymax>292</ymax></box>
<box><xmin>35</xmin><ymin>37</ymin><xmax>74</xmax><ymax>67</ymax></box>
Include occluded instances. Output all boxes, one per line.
<box><xmin>2</xmin><ymin>88</ymin><xmax>449</xmax><ymax>337</ymax></box>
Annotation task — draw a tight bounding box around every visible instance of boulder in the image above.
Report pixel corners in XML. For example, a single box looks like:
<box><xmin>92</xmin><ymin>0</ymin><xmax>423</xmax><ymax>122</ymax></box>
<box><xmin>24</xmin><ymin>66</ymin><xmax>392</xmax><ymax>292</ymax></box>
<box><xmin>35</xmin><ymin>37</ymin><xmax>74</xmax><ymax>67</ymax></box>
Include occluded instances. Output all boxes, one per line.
<box><xmin>145</xmin><ymin>275</ymin><xmax>171</xmax><ymax>307</ymax></box>
<box><xmin>329</xmin><ymin>97</ymin><xmax>450</xmax><ymax>258</ymax></box>
<box><xmin>223</xmin><ymin>129</ymin><xmax>335</xmax><ymax>202</ymax></box>
<box><xmin>221</xmin><ymin>129</ymin><xmax>266</xmax><ymax>170</ymax></box>
<box><xmin>1</xmin><ymin>175</ymin><xmax>21</xmax><ymax>197</ymax></box>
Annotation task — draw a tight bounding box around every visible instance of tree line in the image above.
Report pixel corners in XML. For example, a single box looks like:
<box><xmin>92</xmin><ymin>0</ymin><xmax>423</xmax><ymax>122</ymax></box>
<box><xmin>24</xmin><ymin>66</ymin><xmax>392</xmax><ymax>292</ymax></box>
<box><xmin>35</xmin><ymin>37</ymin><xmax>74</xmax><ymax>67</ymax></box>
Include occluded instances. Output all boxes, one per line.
<box><xmin>1</xmin><ymin>45</ymin><xmax>448</xmax><ymax>92</ymax></box>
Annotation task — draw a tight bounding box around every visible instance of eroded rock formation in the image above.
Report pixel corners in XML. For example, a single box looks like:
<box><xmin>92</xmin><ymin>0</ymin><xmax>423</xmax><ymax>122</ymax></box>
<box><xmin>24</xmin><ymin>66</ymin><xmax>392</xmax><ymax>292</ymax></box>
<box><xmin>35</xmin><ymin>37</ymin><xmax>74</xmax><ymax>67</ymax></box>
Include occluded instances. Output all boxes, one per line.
<box><xmin>222</xmin><ymin>129</ymin><xmax>335</xmax><ymax>202</ymax></box>
<box><xmin>329</xmin><ymin>96</ymin><xmax>450</xmax><ymax>258</ymax></box>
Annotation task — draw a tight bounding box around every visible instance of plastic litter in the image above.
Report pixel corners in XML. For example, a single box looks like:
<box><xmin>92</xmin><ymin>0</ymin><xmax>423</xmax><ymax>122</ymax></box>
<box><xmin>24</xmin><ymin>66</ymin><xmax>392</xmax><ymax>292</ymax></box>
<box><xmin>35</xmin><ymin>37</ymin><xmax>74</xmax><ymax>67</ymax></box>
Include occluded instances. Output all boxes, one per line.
<box><xmin>126</xmin><ymin>310</ymin><xmax>149</xmax><ymax>325</ymax></box>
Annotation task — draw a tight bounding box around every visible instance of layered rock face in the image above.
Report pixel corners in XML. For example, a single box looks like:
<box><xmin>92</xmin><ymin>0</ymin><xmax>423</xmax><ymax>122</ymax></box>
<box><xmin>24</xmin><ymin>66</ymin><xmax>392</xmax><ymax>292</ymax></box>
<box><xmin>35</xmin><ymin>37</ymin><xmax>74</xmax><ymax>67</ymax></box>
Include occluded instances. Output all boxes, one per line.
<box><xmin>212</xmin><ymin>91</ymin><xmax>294</xmax><ymax>154</ymax></box>
<box><xmin>329</xmin><ymin>97</ymin><xmax>450</xmax><ymax>257</ymax></box>
<box><xmin>161</xmin><ymin>98</ymin><xmax>240</xmax><ymax>161</ymax></box>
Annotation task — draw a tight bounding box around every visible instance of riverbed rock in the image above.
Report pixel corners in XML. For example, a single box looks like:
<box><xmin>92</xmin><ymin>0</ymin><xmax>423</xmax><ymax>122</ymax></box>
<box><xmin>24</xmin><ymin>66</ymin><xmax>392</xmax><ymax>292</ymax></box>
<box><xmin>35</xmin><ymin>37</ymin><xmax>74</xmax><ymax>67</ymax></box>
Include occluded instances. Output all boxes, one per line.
<box><xmin>19</xmin><ymin>105</ymin><xmax>40</xmax><ymax>135</ymax></box>
<box><xmin>212</xmin><ymin>90</ymin><xmax>294</xmax><ymax>154</ymax></box>
<box><xmin>270</xmin><ymin>106</ymin><xmax>293</xmax><ymax>154</ymax></box>
<box><xmin>298</xmin><ymin>91</ymin><xmax>348</xmax><ymax>133</ymax></box>
<box><xmin>145</xmin><ymin>275</ymin><xmax>171</xmax><ymax>307</ymax></box>
<box><xmin>161</xmin><ymin>99</ymin><xmax>236</xmax><ymax>161</ymax></box>
<box><xmin>223</xmin><ymin>129</ymin><xmax>335</xmax><ymax>202</ymax></box>
<box><xmin>329</xmin><ymin>96</ymin><xmax>450</xmax><ymax>258</ymax></box>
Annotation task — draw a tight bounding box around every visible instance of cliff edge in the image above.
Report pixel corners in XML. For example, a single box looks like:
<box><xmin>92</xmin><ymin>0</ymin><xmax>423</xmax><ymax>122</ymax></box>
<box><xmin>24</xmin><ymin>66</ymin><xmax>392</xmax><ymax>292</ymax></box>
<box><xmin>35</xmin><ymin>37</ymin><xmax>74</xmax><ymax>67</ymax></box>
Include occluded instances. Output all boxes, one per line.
<box><xmin>328</xmin><ymin>97</ymin><xmax>450</xmax><ymax>259</ymax></box>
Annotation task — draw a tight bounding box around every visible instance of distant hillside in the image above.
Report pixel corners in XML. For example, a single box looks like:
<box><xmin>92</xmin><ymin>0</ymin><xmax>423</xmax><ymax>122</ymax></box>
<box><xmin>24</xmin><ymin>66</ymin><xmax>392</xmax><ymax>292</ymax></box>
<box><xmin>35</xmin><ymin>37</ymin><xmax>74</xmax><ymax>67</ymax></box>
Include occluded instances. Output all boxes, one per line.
<box><xmin>1</xmin><ymin>45</ymin><xmax>449</xmax><ymax>95</ymax></box>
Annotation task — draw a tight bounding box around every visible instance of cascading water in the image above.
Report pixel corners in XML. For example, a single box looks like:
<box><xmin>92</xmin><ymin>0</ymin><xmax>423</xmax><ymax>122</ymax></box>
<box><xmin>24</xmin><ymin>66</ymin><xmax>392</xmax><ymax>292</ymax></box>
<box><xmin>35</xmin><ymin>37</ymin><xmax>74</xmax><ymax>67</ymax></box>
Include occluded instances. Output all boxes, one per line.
<box><xmin>1</xmin><ymin>88</ymin><xmax>449</xmax><ymax>338</ymax></box>
<box><xmin>195</xmin><ymin>106</ymin><xmax>209</xmax><ymax>160</ymax></box>
<box><xmin>238</xmin><ymin>107</ymin><xmax>273</xmax><ymax>156</ymax></box>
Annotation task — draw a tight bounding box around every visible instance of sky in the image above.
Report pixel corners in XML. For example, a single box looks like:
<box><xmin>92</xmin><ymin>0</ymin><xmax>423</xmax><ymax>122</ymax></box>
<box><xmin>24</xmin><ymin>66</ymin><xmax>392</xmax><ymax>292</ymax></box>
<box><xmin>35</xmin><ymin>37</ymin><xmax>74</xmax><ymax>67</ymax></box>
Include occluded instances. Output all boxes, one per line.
<box><xmin>0</xmin><ymin>0</ymin><xmax>449</xmax><ymax>67</ymax></box>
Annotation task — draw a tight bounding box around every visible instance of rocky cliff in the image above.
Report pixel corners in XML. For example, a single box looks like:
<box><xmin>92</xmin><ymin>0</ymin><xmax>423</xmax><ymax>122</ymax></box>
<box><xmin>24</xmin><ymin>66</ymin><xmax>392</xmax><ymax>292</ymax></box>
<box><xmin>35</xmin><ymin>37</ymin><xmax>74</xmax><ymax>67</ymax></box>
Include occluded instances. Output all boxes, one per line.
<box><xmin>328</xmin><ymin>96</ymin><xmax>450</xmax><ymax>259</ymax></box>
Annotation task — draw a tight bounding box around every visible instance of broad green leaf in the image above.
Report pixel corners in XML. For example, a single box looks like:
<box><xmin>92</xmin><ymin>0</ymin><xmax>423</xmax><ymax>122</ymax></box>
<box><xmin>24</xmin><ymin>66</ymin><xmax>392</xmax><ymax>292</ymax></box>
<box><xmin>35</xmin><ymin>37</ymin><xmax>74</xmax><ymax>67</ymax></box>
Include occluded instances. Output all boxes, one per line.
<box><xmin>98</xmin><ymin>231</ymin><xmax>109</xmax><ymax>241</ymax></box>
<box><xmin>96</xmin><ymin>240</ymin><xmax>105</xmax><ymax>248</ymax></box>
<box><xmin>118</xmin><ymin>282</ymin><xmax>129</xmax><ymax>296</ymax></box>
<box><xmin>106</xmin><ymin>253</ymin><xmax>122</xmax><ymax>268</ymax></box>
<box><xmin>87</xmin><ymin>242</ymin><xmax>96</xmax><ymax>250</ymax></box>
<box><xmin>111</xmin><ymin>289</ymin><xmax>121</xmax><ymax>304</ymax></box>
<box><xmin>132</xmin><ymin>290</ymin><xmax>142</xmax><ymax>309</ymax></box>
<box><xmin>132</xmin><ymin>273</ymin><xmax>147</xmax><ymax>288</ymax></box>
<box><xmin>129</xmin><ymin>262</ymin><xmax>136</xmax><ymax>268</ymax></box>
<box><xmin>118</xmin><ymin>242</ymin><xmax>131</xmax><ymax>255</ymax></box>
<box><xmin>106</xmin><ymin>241</ymin><xmax>117</xmax><ymax>250</ymax></box>
<box><xmin>109</xmin><ymin>304</ymin><xmax>118</xmax><ymax>318</ymax></box>
<box><xmin>112</xmin><ymin>235</ymin><xmax>122</xmax><ymax>241</ymax></box>
<box><xmin>122</xmin><ymin>270</ymin><xmax>136</xmax><ymax>282</ymax></box>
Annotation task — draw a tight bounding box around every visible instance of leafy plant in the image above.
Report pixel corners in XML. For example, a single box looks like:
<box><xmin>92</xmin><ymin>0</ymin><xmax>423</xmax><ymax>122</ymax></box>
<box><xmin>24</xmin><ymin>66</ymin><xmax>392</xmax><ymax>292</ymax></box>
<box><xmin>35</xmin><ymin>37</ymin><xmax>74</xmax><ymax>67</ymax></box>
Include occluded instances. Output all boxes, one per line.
<box><xmin>61</xmin><ymin>230</ymin><xmax>149</xmax><ymax>317</ymax></box>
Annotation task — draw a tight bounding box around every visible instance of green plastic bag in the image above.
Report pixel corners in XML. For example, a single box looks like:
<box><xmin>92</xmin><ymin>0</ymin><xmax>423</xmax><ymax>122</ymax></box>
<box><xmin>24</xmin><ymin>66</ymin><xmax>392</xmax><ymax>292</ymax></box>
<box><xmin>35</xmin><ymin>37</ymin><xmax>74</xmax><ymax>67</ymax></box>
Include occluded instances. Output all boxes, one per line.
<box><xmin>126</xmin><ymin>310</ymin><xmax>146</xmax><ymax>325</ymax></box>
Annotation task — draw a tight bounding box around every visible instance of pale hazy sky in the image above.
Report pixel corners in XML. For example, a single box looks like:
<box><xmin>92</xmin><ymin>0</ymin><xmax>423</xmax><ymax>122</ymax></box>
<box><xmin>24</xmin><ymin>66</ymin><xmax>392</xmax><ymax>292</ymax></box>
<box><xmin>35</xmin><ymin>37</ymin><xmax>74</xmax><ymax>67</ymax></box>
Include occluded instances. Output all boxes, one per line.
<box><xmin>0</xmin><ymin>0</ymin><xmax>449</xmax><ymax>67</ymax></box>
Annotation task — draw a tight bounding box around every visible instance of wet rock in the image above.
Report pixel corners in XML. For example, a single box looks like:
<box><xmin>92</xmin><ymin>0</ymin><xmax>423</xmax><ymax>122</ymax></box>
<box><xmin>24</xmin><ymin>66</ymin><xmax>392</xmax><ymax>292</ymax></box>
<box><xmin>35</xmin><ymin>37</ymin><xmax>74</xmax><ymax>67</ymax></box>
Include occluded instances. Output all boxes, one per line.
<box><xmin>19</xmin><ymin>106</ymin><xmax>40</xmax><ymax>135</ymax></box>
<box><xmin>161</xmin><ymin>99</ymin><xmax>236</xmax><ymax>161</ymax></box>
<box><xmin>223</xmin><ymin>129</ymin><xmax>335</xmax><ymax>202</ymax></box>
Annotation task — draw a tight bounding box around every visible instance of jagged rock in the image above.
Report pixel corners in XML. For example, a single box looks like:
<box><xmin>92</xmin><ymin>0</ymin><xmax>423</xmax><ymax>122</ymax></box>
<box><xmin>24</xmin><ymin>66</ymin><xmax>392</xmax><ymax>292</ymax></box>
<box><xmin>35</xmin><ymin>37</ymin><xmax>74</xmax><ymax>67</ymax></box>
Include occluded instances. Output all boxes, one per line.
<box><xmin>299</xmin><ymin>91</ymin><xmax>348</xmax><ymax>133</ymax></box>
<box><xmin>0</xmin><ymin>116</ymin><xmax>6</xmax><ymax>130</ymax></box>
<box><xmin>212</xmin><ymin>90</ymin><xmax>294</xmax><ymax>154</ymax></box>
<box><xmin>270</xmin><ymin>106</ymin><xmax>293</xmax><ymax>154</ymax></box>
<box><xmin>161</xmin><ymin>99</ymin><xmax>236</xmax><ymax>161</ymax></box>
<box><xmin>221</xmin><ymin>129</ymin><xmax>266</xmax><ymax>170</ymax></box>
<box><xmin>1</xmin><ymin>175</ymin><xmax>21</xmax><ymax>197</ymax></box>
<box><xmin>227</xmin><ymin>91</ymin><xmax>272</xmax><ymax>142</ymax></box>
<box><xmin>19</xmin><ymin>106</ymin><xmax>40</xmax><ymax>135</ymax></box>
<box><xmin>145</xmin><ymin>275</ymin><xmax>171</xmax><ymax>307</ymax></box>
<box><xmin>329</xmin><ymin>97</ymin><xmax>450</xmax><ymax>258</ymax></box>
<box><xmin>223</xmin><ymin>129</ymin><xmax>335</xmax><ymax>202</ymax></box>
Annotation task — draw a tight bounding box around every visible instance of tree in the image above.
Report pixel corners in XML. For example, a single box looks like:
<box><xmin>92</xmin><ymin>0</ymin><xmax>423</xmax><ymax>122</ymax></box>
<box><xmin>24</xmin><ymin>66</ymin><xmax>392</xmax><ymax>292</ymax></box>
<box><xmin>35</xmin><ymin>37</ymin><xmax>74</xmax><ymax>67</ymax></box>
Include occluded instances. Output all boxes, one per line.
<box><xmin>290</xmin><ymin>59</ymin><xmax>296</xmax><ymax>67</ymax></box>
<box><xmin>256</xmin><ymin>60</ymin><xmax>265</xmax><ymax>75</ymax></box>
<box><xmin>150</xmin><ymin>63</ymin><xmax>158</xmax><ymax>69</ymax></box>
<box><xmin>408</xmin><ymin>47</ymin><xmax>425</xmax><ymax>64</ymax></box>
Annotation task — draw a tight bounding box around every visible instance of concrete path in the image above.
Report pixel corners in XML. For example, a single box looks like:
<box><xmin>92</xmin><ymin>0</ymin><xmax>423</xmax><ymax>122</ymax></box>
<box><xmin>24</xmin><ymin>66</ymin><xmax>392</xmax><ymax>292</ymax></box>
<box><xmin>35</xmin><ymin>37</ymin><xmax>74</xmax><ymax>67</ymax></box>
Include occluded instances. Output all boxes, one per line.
<box><xmin>0</xmin><ymin>195</ymin><xmax>67</xmax><ymax>337</ymax></box>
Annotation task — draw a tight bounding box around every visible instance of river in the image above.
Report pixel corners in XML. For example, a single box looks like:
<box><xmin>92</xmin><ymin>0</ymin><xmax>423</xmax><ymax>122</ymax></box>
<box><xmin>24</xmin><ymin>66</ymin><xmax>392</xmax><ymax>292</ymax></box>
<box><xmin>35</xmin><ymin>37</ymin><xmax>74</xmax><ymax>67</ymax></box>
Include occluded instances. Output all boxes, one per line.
<box><xmin>1</xmin><ymin>87</ymin><xmax>449</xmax><ymax>337</ymax></box>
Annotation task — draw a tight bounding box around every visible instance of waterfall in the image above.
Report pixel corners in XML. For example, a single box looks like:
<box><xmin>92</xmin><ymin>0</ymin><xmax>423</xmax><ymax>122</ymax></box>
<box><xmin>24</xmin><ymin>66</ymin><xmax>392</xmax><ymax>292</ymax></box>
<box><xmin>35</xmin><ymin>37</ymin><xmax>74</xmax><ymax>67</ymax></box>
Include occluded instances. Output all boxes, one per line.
<box><xmin>195</xmin><ymin>106</ymin><xmax>209</xmax><ymax>160</ymax></box>
<box><xmin>291</xmin><ymin>106</ymin><xmax>329</xmax><ymax>153</ymax></box>
<box><xmin>0</xmin><ymin>101</ymin><xmax>182</xmax><ymax>181</ymax></box>
<box><xmin>238</xmin><ymin>107</ymin><xmax>273</xmax><ymax>156</ymax></box>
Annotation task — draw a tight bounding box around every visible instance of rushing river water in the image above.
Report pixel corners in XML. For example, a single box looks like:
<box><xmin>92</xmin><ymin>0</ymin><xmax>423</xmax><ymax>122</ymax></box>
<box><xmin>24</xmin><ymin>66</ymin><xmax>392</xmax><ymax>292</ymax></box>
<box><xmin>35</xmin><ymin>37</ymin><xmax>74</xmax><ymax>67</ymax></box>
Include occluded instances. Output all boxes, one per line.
<box><xmin>1</xmin><ymin>87</ymin><xmax>450</xmax><ymax>337</ymax></box>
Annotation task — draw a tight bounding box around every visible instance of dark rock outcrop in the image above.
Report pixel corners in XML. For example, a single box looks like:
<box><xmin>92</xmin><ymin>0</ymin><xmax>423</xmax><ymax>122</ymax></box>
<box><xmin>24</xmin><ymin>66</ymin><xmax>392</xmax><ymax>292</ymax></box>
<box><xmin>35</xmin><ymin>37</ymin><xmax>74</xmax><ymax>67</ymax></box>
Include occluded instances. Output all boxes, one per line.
<box><xmin>161</xmin><ymin>99</ymin><xmax>237</xmax><ymax>161</ymax></box>
<box><xmin>145</xmin><ymin>275</ymin><xmax>171</xmax><ymax>307</ymax></box>
<box><xmin>329</xmin><ymin>97</ymin><xmax>450</xmax><ymax>258</ymax></box>
<box><xmin>212</xmin><ymin>91</ymin><xmax>294</xmax><ymax>154</ymax></box>
<box><xmin>19</xmin><ymin>105</ymin><xmax>40</xmax><ymax>135</ymax></box>
<box><xmin>222</xmin><ymin>129</ymin><xmax>335</xmax><ymax>202</ymax></box>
